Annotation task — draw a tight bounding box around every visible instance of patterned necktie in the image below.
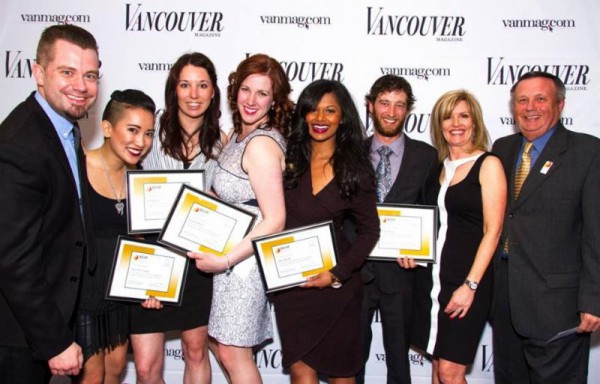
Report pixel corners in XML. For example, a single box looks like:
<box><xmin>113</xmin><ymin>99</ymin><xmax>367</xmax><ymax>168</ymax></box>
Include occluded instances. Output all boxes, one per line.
<box><xmin>514</xmin><ymin>141</ymin><xmax>533</xmax><ymax>199</ymax></box>
<box><xmin>503</xmin><ymin>141</ymin><xmax>534</xmax><ymax>255</ymax></box>
<box><xmin>376</xmin><ymin>145</ymin><xmax>393</xmax><ymax>203</ymax></box>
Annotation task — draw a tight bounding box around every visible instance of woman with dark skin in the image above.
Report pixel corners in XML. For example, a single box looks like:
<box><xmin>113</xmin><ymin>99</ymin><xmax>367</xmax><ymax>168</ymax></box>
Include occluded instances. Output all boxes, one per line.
<box><xmin>274</xmin><ymin>80</ymin><xmax>380</xmax><ymax>384</ymax></box>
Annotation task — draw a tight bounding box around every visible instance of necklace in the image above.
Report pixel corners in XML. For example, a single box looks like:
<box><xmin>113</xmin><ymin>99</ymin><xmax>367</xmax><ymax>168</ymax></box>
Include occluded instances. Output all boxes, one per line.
<box><xmin>99</xmin><ymin>147</ymin><xmax>126</xmax><ymax>215</ymax></box>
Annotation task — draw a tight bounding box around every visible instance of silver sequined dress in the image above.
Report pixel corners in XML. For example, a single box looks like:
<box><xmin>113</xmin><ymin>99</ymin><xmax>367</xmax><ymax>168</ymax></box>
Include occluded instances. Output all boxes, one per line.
<box><xmin>208</xmin><ymin>127</ymin><xmax>286</xmax><ymax>346</ymax></box>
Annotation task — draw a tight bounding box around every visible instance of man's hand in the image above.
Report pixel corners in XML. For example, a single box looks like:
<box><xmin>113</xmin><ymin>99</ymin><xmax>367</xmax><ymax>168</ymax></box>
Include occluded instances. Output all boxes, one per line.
<box><xmin>577</xmin><ymin>312</ymin><xmax>600</xmax><ymax>333</ymax></box>
<box><xmin>396</xmin><ymin>256</ymin><xmax>417</xmax><ymax>269</ymax></box>
<box><xmin>48</xmin><ymin>342</ymin><xmax>83</xmax><ymax>376</ymax></box>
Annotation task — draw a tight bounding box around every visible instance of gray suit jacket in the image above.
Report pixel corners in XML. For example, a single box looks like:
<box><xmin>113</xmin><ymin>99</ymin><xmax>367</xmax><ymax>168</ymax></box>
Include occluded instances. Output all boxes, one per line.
<box><xmin>492</xmin><ymin>124</ymin><xmax>600</xmax><ymax>339</ymax></box>
<box><xmin>361</xmin><ymin>134</ymin><xmax>438</xmax><ymax>293</ymax></box>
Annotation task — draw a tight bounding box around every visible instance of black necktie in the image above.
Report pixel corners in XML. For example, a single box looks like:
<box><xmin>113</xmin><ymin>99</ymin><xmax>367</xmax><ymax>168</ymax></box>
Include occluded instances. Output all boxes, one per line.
<box><xmin>73</xmin><ymin>123</ymin><xmax>96</xmax><ymax>272</ymax></box>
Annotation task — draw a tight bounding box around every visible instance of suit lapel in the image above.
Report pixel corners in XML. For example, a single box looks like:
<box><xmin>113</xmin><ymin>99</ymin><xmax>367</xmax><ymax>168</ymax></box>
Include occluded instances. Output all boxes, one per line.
<box><xmin>385</xmin><ymin>135</ymin><xmax>413</xmax><ymax>201</ymax></box>
<box><xmin>513</xmin><ymin>126</ymin><xmax>568</xmax><ymax>209</ymax></box>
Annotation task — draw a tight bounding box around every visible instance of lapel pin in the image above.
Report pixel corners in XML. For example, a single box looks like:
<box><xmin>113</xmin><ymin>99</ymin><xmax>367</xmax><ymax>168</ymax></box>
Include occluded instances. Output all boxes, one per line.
<box><xmin>540</xmin><ymin>161</ymin><xmax>553</xmax><ymax>175</ymax></box>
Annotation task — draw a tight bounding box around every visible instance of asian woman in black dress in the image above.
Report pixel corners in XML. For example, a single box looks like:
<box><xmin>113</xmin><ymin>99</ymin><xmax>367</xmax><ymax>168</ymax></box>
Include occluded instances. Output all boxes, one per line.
<box><xmin>75</xmin><ymin>89</ymin><xmax>156</xmax><ymax>383</ymax></box>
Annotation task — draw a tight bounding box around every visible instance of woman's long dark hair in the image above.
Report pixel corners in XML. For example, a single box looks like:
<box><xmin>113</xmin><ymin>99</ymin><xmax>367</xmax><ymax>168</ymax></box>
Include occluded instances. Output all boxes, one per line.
<box><xmin>159</xmin><ymin>52</ymin><xmax>222</xmax><ymax>161</ymax></box>
<box><xmin>284</xmin><ymin>80</ymin><xmax>375</xmax><ymax>199</ymax></box>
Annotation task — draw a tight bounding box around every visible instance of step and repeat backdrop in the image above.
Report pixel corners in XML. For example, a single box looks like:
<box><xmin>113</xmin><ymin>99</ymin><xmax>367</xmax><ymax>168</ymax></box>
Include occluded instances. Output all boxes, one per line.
<box><xmin>1</xmin><ymin>0</ymin><xmax>599</xmax><ymax>382</ymax></box>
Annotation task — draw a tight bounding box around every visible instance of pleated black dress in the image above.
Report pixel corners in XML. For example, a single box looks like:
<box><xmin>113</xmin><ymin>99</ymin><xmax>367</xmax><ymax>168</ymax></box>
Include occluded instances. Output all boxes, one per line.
<box><xmin>273</xmin><ymin>170</ymin><xmax>380</xmax><ymax>376</ymax></box>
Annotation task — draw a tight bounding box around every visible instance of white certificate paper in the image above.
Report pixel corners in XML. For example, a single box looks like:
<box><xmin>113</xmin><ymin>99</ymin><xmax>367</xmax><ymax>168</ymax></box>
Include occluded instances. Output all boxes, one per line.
<box><xmin>369</xmin><ymin>204</ymin><xmax>437</xmax><ymax>263</ymax></box>
<box><xmin>143</xmin><ymin>182</ymin><xmax>186</xmax><ymax>221</ymax></box>
<box><xmin>179</xmin><ymin>203</ymin><xmax>236</xmax><ymax>253</ymax></box>
<box><xmin>125</xmin><ymin>251</ymin><xmax>175</xmax><ymax>292</ymax></box>
<box><xmin>158</xmin><ymin>185</ymin><xmax>256</xmax><ymax>256</ymax></box>
<box><xmin>252</xmin><ymin>221</ymin><xmax>338</xmax><ymax>293</ymax></box>
<box><xmin>126</xmin><ymin>170</ymin><xmax>205</xmax><ymax>234</ymax></box>
<box><xmin>273</xmin><ymin>237</ymin><xmax>324</xmax><ymax>278</ymax></box>
<box><xmin>379</xmin><ymin>216</ymin><xmax>422</xmax><ymax>250</ymax></box>
<box><xmin>107</xmin><ymin>237</ymin><xmax>188</xmax><ymax>305</ymax></box>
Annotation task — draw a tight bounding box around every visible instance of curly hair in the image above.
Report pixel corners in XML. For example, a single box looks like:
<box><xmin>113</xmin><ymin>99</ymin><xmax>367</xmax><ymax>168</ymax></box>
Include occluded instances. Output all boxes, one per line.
<box><xmin>227</xmin><ymin>54</ymin><xmax>294</xmax><ymax>136</ymax></box>
<box><xmin>365</xmin><ymin>74</ymin><xmax>416</xmax><ymax>112</ymax></box>
<box><xmin>284</xmin><ymin>80</ymin><xmax>375</xmax><ymax>199</ymax></box>
<box><xmin>159</xmin><ymin>52</ymin><xmax>222</xmax><ymax>162</ymax></box>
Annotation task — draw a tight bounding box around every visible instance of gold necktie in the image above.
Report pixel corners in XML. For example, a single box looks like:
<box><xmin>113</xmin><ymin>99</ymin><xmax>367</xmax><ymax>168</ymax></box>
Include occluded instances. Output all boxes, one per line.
<box><xmin>513</xmin><ymin>141</ymin><xmax>533</xmax><ymax>199</ymax></box>
<box><xmin>503</xmin><ymin>141</ymin><xmax>533</xmax><ymax>254</ymax></box>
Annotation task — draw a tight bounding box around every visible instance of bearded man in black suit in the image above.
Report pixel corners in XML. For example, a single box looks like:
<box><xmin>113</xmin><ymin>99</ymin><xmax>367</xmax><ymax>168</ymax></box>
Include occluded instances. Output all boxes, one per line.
<box><xmin>0</xmin><ymin>24</ymin><xmax>99</xmax><ymax>383</ymax></box>
<box><xmin>357</xmin><ymin>75</ymin><xmax>438</xmax><ymax>384</ymax></box>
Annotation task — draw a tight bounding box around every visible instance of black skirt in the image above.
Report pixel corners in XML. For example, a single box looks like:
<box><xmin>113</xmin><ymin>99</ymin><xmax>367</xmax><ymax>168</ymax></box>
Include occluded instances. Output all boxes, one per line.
<box><xmin>74</xmin><ymin>234</ymin><xmax>129</xmax><ymax>361</ymax></box>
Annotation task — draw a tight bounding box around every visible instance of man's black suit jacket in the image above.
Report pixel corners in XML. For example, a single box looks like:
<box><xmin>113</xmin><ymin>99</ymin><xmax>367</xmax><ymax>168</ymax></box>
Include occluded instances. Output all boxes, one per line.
<box><xmin>361</xmin><ymin>134</ymin><xmax>438</xmax><ymax>293</ymax></box>
<box><xmin>0</xmin><ymin>92</ymin><xmax>93</xmax><ymax>361</ymax></box>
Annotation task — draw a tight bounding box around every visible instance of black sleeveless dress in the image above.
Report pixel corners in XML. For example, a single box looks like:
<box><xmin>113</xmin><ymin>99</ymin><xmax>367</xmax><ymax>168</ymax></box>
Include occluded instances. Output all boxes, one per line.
<box><xmin>412</xmin><ymin>153</ymin><xmax>493</xmax><ymax>365</ymax></box>
<box><xmin>74</xmin><ymin>178</ymin><xmax>129</xmax><ymax>360</ymax></box>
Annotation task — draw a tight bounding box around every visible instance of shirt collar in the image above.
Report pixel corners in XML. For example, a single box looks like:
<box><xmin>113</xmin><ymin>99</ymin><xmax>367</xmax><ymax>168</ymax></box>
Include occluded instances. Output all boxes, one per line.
<box><xmin>523</xmin><ymin>124</ymin><xmax>557</xmax><ymax>152</ymax></box>
<box><xmin>371</xmin><ymin>133</ymin><xmax>405</xmax><ymax>157</ymax></box>
<box><xmin>34</xmin><ymin>91</ymin><xmax>75</xmax><ymax>139</ymax></box>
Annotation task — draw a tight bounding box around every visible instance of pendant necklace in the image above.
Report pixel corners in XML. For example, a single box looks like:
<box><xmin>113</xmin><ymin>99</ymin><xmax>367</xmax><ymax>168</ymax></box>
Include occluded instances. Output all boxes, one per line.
<box><xmin>99</xmin><ymin>147</ymin><xmax>126</xmax><ymax>215</ymax></box>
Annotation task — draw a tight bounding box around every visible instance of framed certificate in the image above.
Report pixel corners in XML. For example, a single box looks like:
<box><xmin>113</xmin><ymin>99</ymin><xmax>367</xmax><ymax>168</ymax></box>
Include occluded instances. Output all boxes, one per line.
<box><xmin>106</xmin><ymin>236</ymin><xmax>188</xmax><ymax>305</ymax></box>
<box><xmin>126</xmin><ymin>170</ymin><xmax>205</xmax><ymax>234</ymax></box>
<box><xmin>252</xmin><ymin>221</ymin><xmax>338</xmax><ymax>293</ymax></box>
<box><xmin>158</xmin><ymin>185</ymin><xmax>257</xmax><ymax>255</ymax></box>
<box><xmin>369</xmin><ymin>204</ymin><xmax>438</xmax><ymax>263</ymax></box>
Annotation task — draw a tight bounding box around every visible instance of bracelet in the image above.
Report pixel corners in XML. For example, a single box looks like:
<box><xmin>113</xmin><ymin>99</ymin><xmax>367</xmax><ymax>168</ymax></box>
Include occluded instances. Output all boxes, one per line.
<box><xmin>225</xmin><ymin>254</ymin><xmax>232</xmax><ymax>276</ymax></box>
<box><xmin>330</xmin><ymin>272</ymin><xmax>342</xmax><ymax>289</ymax></box>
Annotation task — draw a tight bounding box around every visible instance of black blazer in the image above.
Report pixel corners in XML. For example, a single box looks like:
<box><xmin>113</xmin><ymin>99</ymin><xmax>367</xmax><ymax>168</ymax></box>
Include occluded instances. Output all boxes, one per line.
<box><xmin>491</xmin><ymin>124</ymin><xmax>600</xmax><ymax>339</ymax></box>
<box><xmin>0</xmin><ymin>92</ymin><xmax>93</xmax><ymax>360</ymax></box>
<box><xmin>361</xmin><ymin>134</ymin><xmax>438</xmax><ymax>293</ymax></box>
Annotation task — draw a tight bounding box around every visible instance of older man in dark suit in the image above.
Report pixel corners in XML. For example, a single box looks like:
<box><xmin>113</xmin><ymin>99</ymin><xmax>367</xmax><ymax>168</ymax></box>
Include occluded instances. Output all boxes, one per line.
<box><xmin>357</xmin><ymin>75</ymin><xmax>438</xmax><ymax>384</ymax></box>
<box><xmin>0</xmin><ymin>24</ymin><xmax>99</xmax><ymax>383</ymax></box>
<box><xmin>492</xmin><ymin>71</ymin><xmax>600</xmax><ymax>383</ymax></box>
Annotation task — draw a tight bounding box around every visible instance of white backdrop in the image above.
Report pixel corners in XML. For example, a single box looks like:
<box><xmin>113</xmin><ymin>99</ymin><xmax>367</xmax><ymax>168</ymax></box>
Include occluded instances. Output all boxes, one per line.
<box><xmin>1</xmin><ymin>0</ymin><xmax>599</xmax><ymax>382</ymax></box>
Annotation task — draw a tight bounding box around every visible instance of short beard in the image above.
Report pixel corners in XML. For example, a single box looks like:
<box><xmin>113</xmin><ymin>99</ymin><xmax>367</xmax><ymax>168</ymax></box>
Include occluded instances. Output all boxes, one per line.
<box><xmin>65</xmin><ymin>106</ymin><xmax>88</xmax><ymax>121</ymax></box>
<box><xmin>373</xmin><ymin>117</ymin><xmax>404</xmax><ymax>138</ymax></box>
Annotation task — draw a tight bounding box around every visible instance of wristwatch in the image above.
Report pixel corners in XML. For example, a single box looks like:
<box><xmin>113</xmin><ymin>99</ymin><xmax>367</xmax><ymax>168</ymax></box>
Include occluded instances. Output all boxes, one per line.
<box><xmin>464</xmin><ymin>279</ymin><xmax>478</xmax><ymax>291</ymax></box>
<box><xmin>330</xmin><ymin>273</ymin><xmax>342</xmax><ymax>289</ymax></box>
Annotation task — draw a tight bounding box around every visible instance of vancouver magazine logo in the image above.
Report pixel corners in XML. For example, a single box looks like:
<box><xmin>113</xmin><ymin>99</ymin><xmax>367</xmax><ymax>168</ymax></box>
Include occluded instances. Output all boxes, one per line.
<box><xmin>487</xmin><ymin>57</ymin><xmax>590</xmax><ymax>91</ymax></box>
<box><xmin>366</xmin><ymin>7</ymin><xmax>465</xmax><ymax>41</ymax></box>
<box><xmin>4</xmin><ymin>51</ymin><xmax>35</xmax><ymax>79</ymax></box>
<box><xmin>125</xmin><ymin>3</ymin><xmax>224</xmax><ymax>37</ymax></box>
